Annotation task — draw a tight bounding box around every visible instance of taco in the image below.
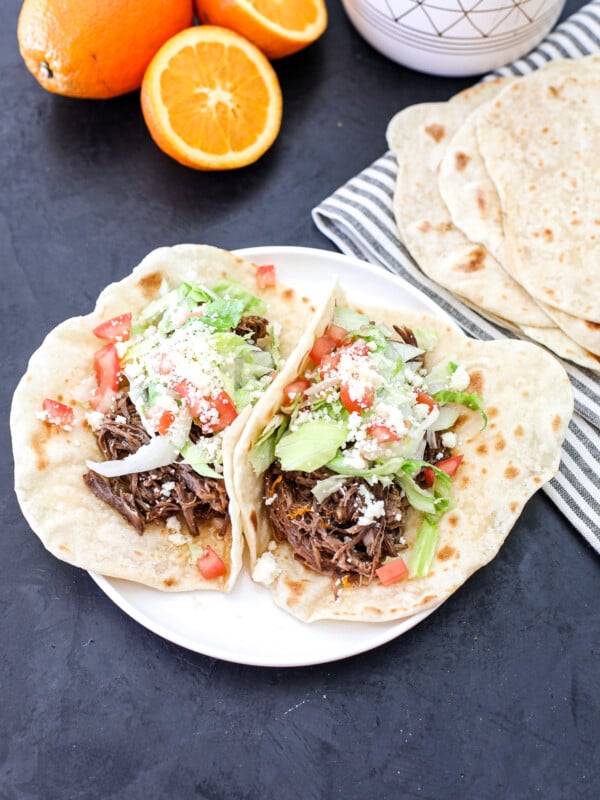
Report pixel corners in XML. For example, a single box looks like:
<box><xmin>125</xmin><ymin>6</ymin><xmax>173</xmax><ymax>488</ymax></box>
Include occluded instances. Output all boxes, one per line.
<box><xmin>234</xmin><ymin>284</ymin><xmax>573</xmax><ymax>622</ymax></box>
<box><xmin>11</xmin><ymin>244</ymin><xmax>315</xmax><ymax>592</ymax></box>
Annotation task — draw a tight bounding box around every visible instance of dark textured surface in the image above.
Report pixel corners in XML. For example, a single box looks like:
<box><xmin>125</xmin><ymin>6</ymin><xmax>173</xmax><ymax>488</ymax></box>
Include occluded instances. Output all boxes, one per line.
<box><xmin>2</xmin><ymin>2</ymin><xmax>598</xmax><ymax>798</ymax></box>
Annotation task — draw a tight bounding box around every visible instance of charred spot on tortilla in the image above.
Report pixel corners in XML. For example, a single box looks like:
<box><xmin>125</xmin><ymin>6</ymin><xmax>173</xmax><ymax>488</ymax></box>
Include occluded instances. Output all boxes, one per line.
<box><xmin>437</xmin><ymin>545</ymin><xmax>455</xmax><ymax>561</ymax></box>
<box><xmin>425</xmin><ymin>123</ymin><xmax>445</xmax><ymax>142</ymax></box>
<box><xmin>468</xmin><ymin>369</ymin><xmax>484</xmax><ymax>395</ymax></box>
<box><xmin>163</xmin><ymin>577</ymin><xmax>178</xmax><ymax>587</ymax></box>
<box><xmin>504</xmin><ymin>464</ymin><xmax>519</xmax><ymax>480</ymax></box>
<box><xmin>487</xmin><ymin>406</ymin><xmax>499</xmax><ymax>419</ymax></box>
<box><xmin>454</xmin><ymin>152</ymin><xmax>470</xmax><ymax>171</ymax></box>
<box><xmin>282</xmin><ymin>288</ymin><xmax>295</xmax><ymax>302</ymax></box>
<box><xmin>454</xmin><ymin>247</ymin><xmax>486</xmax><ymax>274</ymax></box>
<box><xmin>494</xmin><ymin>435</ymin><xmax>506</xmax><ymax>452</ymax></box>
<box><xmin>509</xmin><ymin>502</ymin><xmax>519</xmax><ymax>514</ymax></box>
<box><xmin>514</xmin><ymin>425</ymin><xmax>524</xmax><ymax>437</ymax></box>
<box><xmin>551</xmin><ymin>414</ymin><xmax>562</xmax><ymax>432</ymax></box>
<box><xmin>476</xmin><ymin>189</ymin><xmax>487</xmax><ymax>215</ymax></box>
<box><xmin>476</xmin><ymin>443</ymin><xmax>488</xmax><ymax>455</ymax></box>
<box><xmin>138</xmin><ymin>271</ymin><xmax>164</xmax><ymax>298</ymax></box>
<box><xmin>284</xmin><ymin>579</ymin><xmax>305</xmax><ymax>604</ymax></box>
<box><xmin>418</xmin><ymin>220</ymin><xmax>432</xmax><ymax>233</ymax></box>
<box><xmin>250</xmin><ymin>509</ymin><xmax>258</xmax><ymax>532</ymax></box>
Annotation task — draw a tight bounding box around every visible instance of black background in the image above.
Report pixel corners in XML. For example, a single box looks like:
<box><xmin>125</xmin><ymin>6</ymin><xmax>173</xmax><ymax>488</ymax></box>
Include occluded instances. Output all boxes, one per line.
<box><xmin>2</xmin><ymin>1</ymin><xmax>598</xmax><ymax>798</ymax></box>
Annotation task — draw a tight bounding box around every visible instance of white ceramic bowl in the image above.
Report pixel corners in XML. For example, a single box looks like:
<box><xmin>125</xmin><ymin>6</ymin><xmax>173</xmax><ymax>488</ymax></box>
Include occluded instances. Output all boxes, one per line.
<box><xmin>341</xmin><ymin>0</ymin><xmax>566</xmax><ymax>77</ymax></box>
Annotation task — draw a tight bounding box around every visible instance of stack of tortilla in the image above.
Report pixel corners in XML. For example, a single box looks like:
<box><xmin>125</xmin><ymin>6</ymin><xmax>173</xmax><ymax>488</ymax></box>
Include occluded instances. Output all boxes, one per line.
<box><xmin>386</xmin><ymin>56</ymin><xmax>600</xmax><ymax>372</ymax></box>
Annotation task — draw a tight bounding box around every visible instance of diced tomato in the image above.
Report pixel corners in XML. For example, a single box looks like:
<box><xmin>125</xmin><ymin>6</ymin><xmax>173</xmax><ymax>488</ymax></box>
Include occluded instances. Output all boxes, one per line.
<box><xmin>318</xmin><ymin>340</ymin><xmax>368</xmax><ymax>379</ymax></box>
<box><xmin>324</xmin><ymin>324</ymin><xmax>348</xmax><ymax>346</ymax></box>
<box><xmin>376</xmin><ymin>557</ymin><xmax>408</xmax><ymax>586</ymax></box>
<box><xmin>196</xmin><ymin>546</ymin><xmax>227</xmax><ymax>580</ymax></box>
<box><xmin>147</xmin><ymin>407</ymin><xmax>175</xmax><ymax>436</ymax></box>
<box><xmin>90</xmin><ymin>343</ymin><xmax>120</xmax><ymax>412</ymax></box>
<box><xmin>340</xmin><ymin>381</ymin><xmax>375</xmax><ymax>413</ymax></box>
<box><xmin>41</xmin><ymin>398</ymin><xmax>75</xmax><ymax>429</ymax></box>
<box><xmin>256</xmin><ymin>264</ymin><xmax>276</xmax><ymax>289</ymax></box>
<box><xmin>423</xmin><ymin>454</ymin><xmax>464</xmax><ymax>486</ymax></box>
<box><xmin>414</xmin><ymin>390</ymin><xmax>440</xmax><ymax>412</ymax></box>
<box><xmin>282</xmin><ymin>378</ymin><xmax>311</xmax><ymax>405</ymax></box>
<box><xmin>308</xmin><ymin>325</ymin><xmax>349</xmax><ymax>365</ymax></box>
<box><xmin>367</xmin><ymin>421</ymin><xmax>401</xmax><ymax>443</ymax></box>
<box><xmin>309</xmin><ymin>333</ymin><xmax>337</xmax><ymax>365</ymax></box>
<box><xmin>92</xmin><ymin>313</ymin><xmax>132</xmax><ymax>342</ymax></box>
<box><xmin>173</xmin><ymin>381</ymin><xmax>238</xmax><ymax>434</ymax></box>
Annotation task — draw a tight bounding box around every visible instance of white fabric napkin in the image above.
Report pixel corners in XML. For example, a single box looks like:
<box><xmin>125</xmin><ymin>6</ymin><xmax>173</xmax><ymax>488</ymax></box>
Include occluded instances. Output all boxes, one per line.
<box><xmin>313</xmin><ymin>1</ymin><xmax>600</xmax><ymax>551</ymax></box>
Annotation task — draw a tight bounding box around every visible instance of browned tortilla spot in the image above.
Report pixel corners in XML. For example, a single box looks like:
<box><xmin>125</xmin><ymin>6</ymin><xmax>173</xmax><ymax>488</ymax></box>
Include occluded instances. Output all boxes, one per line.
<box><xmin>437</xmin><ymin>545</ymin><xmax>455</xmax><ymax>561</ymax></box>
<box><xmin>514</xmin><ymin>424</ymin><xmax>524</xmax><ymax>437</ymax></box>
<box><xmin>418</xmin><ymin>220</ymin><xmax>432</xmax><ymax>233</ymax></box>
<box><xmin>58</xmin><ymin>544</ymin><xmax>70</xmax><ymax>553</ymax></box>
<box><xmin>447</xmin><ymin>513</ymin><xmax>459</xmax><ymax>527</ymax></box>
<box><xmin>421</xmin><ymin>595</ymin><xmax>437</xmax><ymax>605</ymax></box>
<box><xmin>469</xmin><ymin>369</ymin><xmax>484</xmax><ymax>395</ymax></box>
<box><xmin>551</xmin><ymin>414</ymin><xmax>561</xmax><ymax>432</ymax></box>
<box><xmin>533</xmin><ymin>476</ymin><xmax>542</xmax><ymax>485</ymax></box>
<box><xmin>133</xmin><ymin>550</ymin><xmax>144</xmax><ymax>557</ymax></box>
<box><xmin>454</xmin><ymin>152</ymin><xmax>470</xmax><ymax>171</ymax></box>
<box><xmin>584</xmin><ymin>319</ymin><xmax>600</xmax><ymax>330</ymax></box>
<box><xmin>487</xmin><ymin>406</ymin><xmax>499</xmax><ymax>419</ymax></box>
<box><xmin>453</xmin><ymin>414</ymin><xmax>469</xmax><ymax>431</ymax></box>
<box><xmin>455</xmin><ymin>247</ymin><xmax>485</xmax><ymax>273</ymax></box>
<box><xmin>31</xmin><ymin>423</ymin><xmax>61</xmax><ymax>471</ymax></box>
<box><xmin>476</xmin><ymin>189</ymin><xmax>487</xmax><ymax>214</ymax></box>
<box><xmin>510</xmin><ymin>502</ymin><xmax>519</xmax><ymax>513</ymax></box>
<box><xmin>543</xmin><ymin>228</ymin><xmax>554</xmax><ymax>242</ymax></box>
<box><xmin>481</xmin><ymin>467</ymin><xmax>488</xmax><ymax>475</ymax></box>
<box><xmin>549</xmin><ymin>86</ymin><xmax>559</xmax><ymax>97</ymax></box>
<box><xmin>522</xmin><ymin>390</ymin><xmax>530</xmax><ymax>398</ymax></box>
<box><xmin>302</xmin><ymin>296</ymin><xmax>310</xmax><ymax>304</ymax></box>
<box><xmin>495</xmin><ymin>436</ymin><xmax>506</xmax><ymax>451</ymax></box>
<box><xmin>282</xmin><ymin>288</ymin><xmax>295</xmax><ymax>301</ymax></box>
<box><xmin>138</xmin><ymin>271</ymin><xmax>164</xmax><ymax>298</ymax></box>
<box><xmin>425</xmin><ymin>123</ymin><xmax>445</xmax><ymax>142</ymax></box>
<box><xmin>504</xmin><ymin>464</ymin><xmax>519</xmax><ymax>479</ymax></box>
<box><xmin>364</xmin><ymin>606</ymin><xmax>383</xmax><ymax>616</ymax></box>
<box><xmin>250</xmin><ymin>509</ymin><xmax>258</xmax><ymax>532</ymax></box>
<box><xmin>284</xmin><ymin>579</ymin><xmax>305</xmax><ymax>605</ymax></box>
<box><xmin>163</xmin><ymin>577</ymin><xmax>178</xmax><ymax>587</ymax></box>
<box><xmin>459</xmin><ymin>475</ymin><xmax>470</xmax><ymax>489</ymax></box>
<box><xmin>476</xmin><ymin>443</ymin><xmax>488</xmax><ymax>455</ymax></box>
<box><xmin>438</xmin><ymin>222</ymin><xmax>454</xmax><ymax>233</ymax></box>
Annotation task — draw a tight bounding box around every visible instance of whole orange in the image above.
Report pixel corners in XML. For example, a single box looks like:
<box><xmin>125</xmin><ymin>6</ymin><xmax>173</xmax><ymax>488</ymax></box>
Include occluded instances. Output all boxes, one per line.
<box><xmin>17</xmin><ymin>0</ymin><xmax>194</xmax><ymax>99</ymax></box>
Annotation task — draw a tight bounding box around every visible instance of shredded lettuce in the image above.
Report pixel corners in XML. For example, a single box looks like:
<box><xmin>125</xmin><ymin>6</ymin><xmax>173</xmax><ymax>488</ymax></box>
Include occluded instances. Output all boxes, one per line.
<box><xmin>413</xmin><ymin>327</ymin><xmax>440</xmax><ymax>351</ymax></box>
<box><xmin>180</xmin><ymin>441</ymin><xmax>223</xmax><ymax>479</ymax></box>
<box><xmin>212</xmin><ymin>280</ymin><xmax>267</xmax><ymax>316</ymax></box>
<box><xmin>275</xmin><ymin>420</ymin><xmax>349</xmax><ymax>472</ymax></box>
<box><xmin>178</xmin><ymin>281</ymin><xmax>215</xmax><ymax>305</ymax></box>
<box><xmin>433</xmin><ymin>390</ymin><xmax>487</xmax><ymax>428</ymax></box>
<box><xmin>200</xmin><ymin>297</ymin><xmax>245</xmax><ymax>332</ymax></box>
<box><xmin>409</xmin><ymin>518</ymin><xmax>439</xmax><ymax>578</ymax></box>
<box><xmin>249</xmin><ymin>414</ymin><xmax>288</xmax><ymax>475</ymax></box>
<box><xmin>311</xmin><ymin>474</ymin><xmax>348</xmax><ymax>503</ymax></box>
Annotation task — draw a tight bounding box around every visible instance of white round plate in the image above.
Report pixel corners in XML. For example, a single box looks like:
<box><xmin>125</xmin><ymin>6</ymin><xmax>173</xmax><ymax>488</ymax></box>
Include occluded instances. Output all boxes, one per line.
<box><xmin>91</xmin><ymin>246</ymin><xmax>460</xmax><ymax>667</ymax></box>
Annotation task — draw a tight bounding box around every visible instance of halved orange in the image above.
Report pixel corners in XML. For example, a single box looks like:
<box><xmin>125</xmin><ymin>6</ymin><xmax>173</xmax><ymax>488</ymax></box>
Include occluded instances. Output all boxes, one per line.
<box><xmin>141</xmin><ymin>26</ymin><xmax>283</xmax><ymax>170</ymax></box>
<box><xmin>194</xmin><ymin>0</ymin><xmax>328</xmax><ymax>59</ymax></box>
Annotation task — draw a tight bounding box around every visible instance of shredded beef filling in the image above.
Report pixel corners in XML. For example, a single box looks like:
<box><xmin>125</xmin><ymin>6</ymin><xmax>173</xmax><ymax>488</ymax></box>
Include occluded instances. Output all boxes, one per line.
<box><xmin>83</xmin><ymin>394</ymin><xmax>228</xmax><ymax>536</ymax></box>
<box><xmin>264</xmin><ymin>464</ymin><xmax>409</xmax><ymax>583</ymax></box>
<box><xmin>234</xmin><ymin>315</ymin><xmax>269</xmax><ymax>342</ymax></box>
<box><xmin>263</xmin><ymin>324</ymin><xmax>454</xmax><ymax>582</ymax></box>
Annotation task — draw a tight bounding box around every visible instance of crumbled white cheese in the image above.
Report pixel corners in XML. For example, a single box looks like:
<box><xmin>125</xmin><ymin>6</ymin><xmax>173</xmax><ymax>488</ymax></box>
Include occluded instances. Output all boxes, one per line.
<box><xmin>166</xmin><ymin>515</ymin><xmax>181</xmax><ymax>533</ymax></box>
<box><xmin>264</xmin><ymin>494</ymin><xmax>277</xmax><ymax>506</ymax></box>
<box><xmin>252</xmin><ymin>552</ymin><xmax>282</xmax><ymax>585</ymax></box>
<box><xmin>413</xmin><ymin>403</ymin><xmax>430</xmax><ymax>421</ymax></box>
<box><xmin>85</xmin><ymin>411</ymin><xmax>105</xmax><ymax>431</ymax></box>
<box><xmin>357</xmin><ymin>485</ymin><xmax>385</xmax><ymax>526</ymax></box>
<box><xmin>441</xmin><ymin>431</ymin><xmax>457</xmax><ymax>449</ymax></box>
<box><xmin>449</xmin><ymin>365</ymin><xmax>470</xmax><ymax>391</ymax></box>
<box><xmin>161</xmin><ymin>481</ymin><xmax>176</xmax><ymax>496</ymax></box>
<box><xmin>168</xmin><ymin>532</ymin><xmax>189</xmax><ymax>546</ymax></box>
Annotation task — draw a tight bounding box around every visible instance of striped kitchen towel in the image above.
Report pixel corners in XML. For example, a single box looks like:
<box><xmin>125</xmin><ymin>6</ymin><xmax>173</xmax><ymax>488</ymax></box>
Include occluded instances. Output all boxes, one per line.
<box><xmin>313</xmin><ymin>1</ymin><xmax>600</xmax><ymax>551</ymax></box>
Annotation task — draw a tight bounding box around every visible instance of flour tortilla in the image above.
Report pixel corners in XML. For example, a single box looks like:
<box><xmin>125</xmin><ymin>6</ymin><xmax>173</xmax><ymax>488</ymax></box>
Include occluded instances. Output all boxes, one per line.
<box><xmin>234</xmin><ymin>289</ymin><xmax>573</xmax><ymax>623</ymax></box>
<box><xmin>475</xmin><ymin>57</ymin><xmax>600</xmax><ymax>322</ymax></box>
<box><xmin>386</xmin><ymin>79</ymin><xmax>551</xmax><ymax>329</ymax></box>
<box><xmin>11</xmin><ymin>244</ymin><xmax>317</xmax><ymax>592</ymax></box>
<box><xmin>439</xmin><ymin>67</ymin><xmax>600</xmax><ymax>357</ymax></box>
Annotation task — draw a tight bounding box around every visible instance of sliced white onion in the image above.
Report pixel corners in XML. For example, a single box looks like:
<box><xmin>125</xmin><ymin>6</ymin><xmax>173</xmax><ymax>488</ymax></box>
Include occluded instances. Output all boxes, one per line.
<box><xmin>311</xmin><ymin>474</ymin><xmax>348</xmax><ymax>504</ymax></box>
<box><xmin>304</xmin><ymin>377</ymin><xmax>340</xmax><ymax>396</ymax></box>
<box><xmin>429</xmin><ymin>405</ymin><xmax>460</xmax><ymax>433</ymax></box>
<box><xmin>389</xmin><ymin>341</ymin><xmax>424</xmax><ymax>363</ymax></box>
<box><xmin>86</xmin><ymin>436</ymin><xmax>178</xmax><ymax>478</ymax></box>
